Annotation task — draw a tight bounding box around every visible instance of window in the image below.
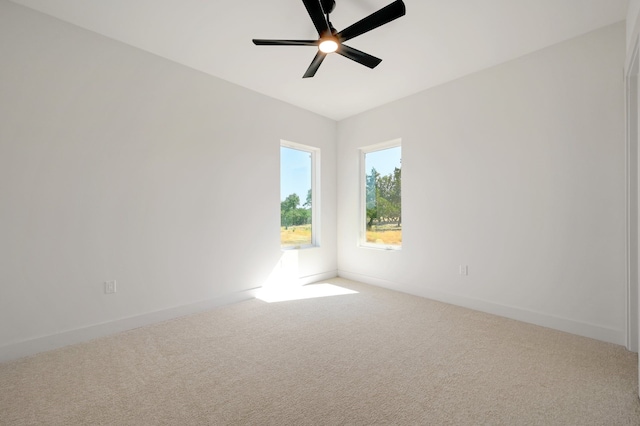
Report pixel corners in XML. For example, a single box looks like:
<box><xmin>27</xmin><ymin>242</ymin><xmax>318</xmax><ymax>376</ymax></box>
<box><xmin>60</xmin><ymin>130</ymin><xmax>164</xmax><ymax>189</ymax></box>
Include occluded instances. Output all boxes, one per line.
<box><xmin>360</xmin><ymin>140</ymin><xmax>402</xmax><ymax>249</ymax></box>
<box><xmin>280</xmin><ymin>141</ymin><xmax>319</xmax><ymax>249</ymax></box>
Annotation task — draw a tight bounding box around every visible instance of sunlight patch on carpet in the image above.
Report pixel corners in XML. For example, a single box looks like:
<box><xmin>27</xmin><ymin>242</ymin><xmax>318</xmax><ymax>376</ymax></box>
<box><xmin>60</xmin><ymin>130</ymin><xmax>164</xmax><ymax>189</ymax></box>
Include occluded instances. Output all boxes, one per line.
<box><xmin>256</xmin><ymin>283</ymin><xmax>358</xmax><ymax>303</ymax></box>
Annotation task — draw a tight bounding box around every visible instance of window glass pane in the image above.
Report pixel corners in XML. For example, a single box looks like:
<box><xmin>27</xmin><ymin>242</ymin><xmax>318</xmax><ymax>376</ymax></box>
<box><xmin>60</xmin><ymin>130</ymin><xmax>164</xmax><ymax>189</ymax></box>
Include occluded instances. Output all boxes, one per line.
<box><xmin>281</xmin><ymin>146</ymin><xmax>313</xmax><ymax>248</ymax></box>
<box><xmin>364</xmin><ymin>145</ymin><xmax>401</xmax><ymax>247</ymax></box>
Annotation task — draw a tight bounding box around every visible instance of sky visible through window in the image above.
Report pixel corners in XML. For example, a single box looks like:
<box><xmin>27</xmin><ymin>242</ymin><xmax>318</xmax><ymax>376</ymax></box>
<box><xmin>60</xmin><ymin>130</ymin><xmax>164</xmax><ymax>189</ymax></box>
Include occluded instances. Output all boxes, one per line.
<box><xmin>281</xmin><ymin>146</ymin><xmax>311</xmax><ymax>202</ymax></box>
<box><xmin>366</xmin><ymin>146</ymin><xmax>401</xmax><ymax>175</ymax></box>
<box><xmin>280</xmin><ymin>145</ymin><xmax>400</xmax><ymax>202</ymax></box>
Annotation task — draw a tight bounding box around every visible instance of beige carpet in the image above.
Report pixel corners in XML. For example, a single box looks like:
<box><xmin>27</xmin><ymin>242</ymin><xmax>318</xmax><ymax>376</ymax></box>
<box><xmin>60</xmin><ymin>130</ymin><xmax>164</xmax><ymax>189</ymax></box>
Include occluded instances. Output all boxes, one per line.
<box><xmin>1</xmin><ymin>278</ymin><xmax>639</xmax><ymax>425</ymax></box>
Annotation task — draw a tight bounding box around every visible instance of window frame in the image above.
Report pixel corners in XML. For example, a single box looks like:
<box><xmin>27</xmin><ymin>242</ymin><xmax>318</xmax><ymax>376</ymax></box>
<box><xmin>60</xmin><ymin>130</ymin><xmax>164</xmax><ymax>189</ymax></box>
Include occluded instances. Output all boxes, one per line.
<box><xmin>359</xmin><ymin>138</ymin><xmax>402</xmax><ymax>251</ymax></box>
<box><xmin>280</xmin><ymin>140</ymin><xmax>321</xmax><ymax>250</ymax></box>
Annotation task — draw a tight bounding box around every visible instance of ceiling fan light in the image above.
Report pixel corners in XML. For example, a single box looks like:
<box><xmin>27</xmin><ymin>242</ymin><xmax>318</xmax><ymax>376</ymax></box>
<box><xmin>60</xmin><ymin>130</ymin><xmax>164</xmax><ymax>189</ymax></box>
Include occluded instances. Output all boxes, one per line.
<box><xmin>319</xmin><ymin>39</ymin><xmax>338</xmax><ymax>53</ymax></box>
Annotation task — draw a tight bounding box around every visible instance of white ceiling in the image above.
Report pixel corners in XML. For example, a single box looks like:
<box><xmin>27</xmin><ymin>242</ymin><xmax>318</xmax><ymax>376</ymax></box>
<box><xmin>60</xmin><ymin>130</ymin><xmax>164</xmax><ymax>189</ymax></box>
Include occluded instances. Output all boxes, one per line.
<box><xmin>9</xmin><ymin>0</ymin><xmax>629</xmax><ymax>120</ymax></box>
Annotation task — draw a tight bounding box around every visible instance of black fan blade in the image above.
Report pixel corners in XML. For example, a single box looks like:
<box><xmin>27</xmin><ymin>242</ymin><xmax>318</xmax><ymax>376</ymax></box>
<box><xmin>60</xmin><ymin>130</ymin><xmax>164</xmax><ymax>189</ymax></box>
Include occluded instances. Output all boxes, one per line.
<box><xmin>303</xmin><ymin>51</ymin><xmax>327</xmax><ymax>78</ymax></box>
<box><xmin>253</xmin><ymin>39</ymin><xmax>318</xmax><ymax>46</ymax></box>
<box><xmin>337</xmin><ymin>0</ymin><xmax>406</xmax><ymax>43</ymax></box>
<box><xmin>302</xmin><ymin>0</ymin><xmax>330</xmax><ymax>36</ymax></box>
<box><xmin>337</xmin><ymin>44</ymin><xmax>382</xmax><ymax>69</ymax></box>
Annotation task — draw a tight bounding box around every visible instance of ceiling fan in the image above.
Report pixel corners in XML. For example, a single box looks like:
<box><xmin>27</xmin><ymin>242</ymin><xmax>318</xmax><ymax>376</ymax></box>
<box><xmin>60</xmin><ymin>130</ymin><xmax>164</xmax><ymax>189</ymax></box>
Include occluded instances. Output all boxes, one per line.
<box><xmin>252</xmin><ymin>0</ymin><xmax>406</xmax><ymax>78</ymax></box>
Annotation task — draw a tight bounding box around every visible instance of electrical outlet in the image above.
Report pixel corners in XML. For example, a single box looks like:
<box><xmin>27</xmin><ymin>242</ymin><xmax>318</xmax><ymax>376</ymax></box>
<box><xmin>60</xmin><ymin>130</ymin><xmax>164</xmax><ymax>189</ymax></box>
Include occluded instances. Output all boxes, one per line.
<box><xmin>459</xmin><ymin>265</ymin><xmax>468</xmax><ymax>276</ymax></box>
<box><xmin>104</xmin><ymin>280</ymin><xmax>117</xmax><ymax>294</ymax></box>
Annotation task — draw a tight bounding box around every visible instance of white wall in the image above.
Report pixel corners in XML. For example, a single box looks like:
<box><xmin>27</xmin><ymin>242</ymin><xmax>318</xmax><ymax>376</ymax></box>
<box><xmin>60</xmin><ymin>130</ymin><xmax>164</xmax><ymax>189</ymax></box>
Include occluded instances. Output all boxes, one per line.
<box><xmin>628</xmin><ymin>0</ymin><xmax>640</xmax><ymax>57</ymax></box>
<box><xmin>337</xmin><ymin>23</ymin><xmax>627</xmax><ymax>344</ymax></box>
<box><xmin>0</xmin><ymin>0</ymin><xmax>337</xmax><ymax>358</ymax></box>
<box><xmin>626</xmin><ymin>0</ymin><xmax>640</xmax><ymax>384</ymax></box>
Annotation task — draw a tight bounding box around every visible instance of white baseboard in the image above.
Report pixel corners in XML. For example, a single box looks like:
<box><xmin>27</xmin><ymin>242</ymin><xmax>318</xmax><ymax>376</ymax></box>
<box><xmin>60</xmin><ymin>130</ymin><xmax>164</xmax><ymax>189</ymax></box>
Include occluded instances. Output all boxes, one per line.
<box><xmin>298</xmin><ymin>270</ymin><xmax>339</xmax><ymax>285</ymax></box>
<box><xmin>0</xmin><ymin>288</ymin><xmax>259</xmax><ymax>364</ymax></box>
<box><xmin>338</xmin><ymin>270</ymin><xmax>626</xmax><ymax>346</ymax></box>
<box><xmin>4</xmin><ymin>269</ymin><xmax>618</xmax><ymax>363</ymax></box>
<box><xmin>0</xmin><ymin>271</ymin><xmax>339</xmax><ymax>364</ymax></box>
